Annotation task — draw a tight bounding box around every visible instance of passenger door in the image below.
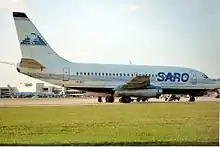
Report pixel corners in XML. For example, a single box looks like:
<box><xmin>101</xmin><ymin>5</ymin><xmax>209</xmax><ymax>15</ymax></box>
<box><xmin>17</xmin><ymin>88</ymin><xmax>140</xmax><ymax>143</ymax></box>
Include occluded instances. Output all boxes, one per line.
<box><xmin>63</xmin><ymin>67</ymin><xmax>70</xmax><ymax>81</ymax></box>
<box><xmin>190</xmin><ymin>71</ymin><xmax>197</xmax><ymax>85</ymax></box>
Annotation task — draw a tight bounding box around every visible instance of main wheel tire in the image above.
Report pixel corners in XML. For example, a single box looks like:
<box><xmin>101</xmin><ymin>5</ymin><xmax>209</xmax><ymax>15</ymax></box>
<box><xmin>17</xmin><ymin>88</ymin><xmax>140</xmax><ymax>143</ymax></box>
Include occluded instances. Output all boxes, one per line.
<box><xmin>108</xmin><ymin>96</ymin><xmax>115</xmax><ymax>103</ymax></box>
<box><xmin>126</xmin><ymin>96</ymin><xmax>131</xmax><ymax>103</ymax></box>
<box><xmin>121</xmin><ymin>96</ymin><xmax>131</xmax><ymax>103</ymax></box>
<box><xmin>137</xmin><ymin>97</ymin><xmax>141</xmax><ymax>102</ymax></box>
<box><xmin>105</xmin><ymin>96</ymin><xmax>109</xmax><ymax>103</ymax></box>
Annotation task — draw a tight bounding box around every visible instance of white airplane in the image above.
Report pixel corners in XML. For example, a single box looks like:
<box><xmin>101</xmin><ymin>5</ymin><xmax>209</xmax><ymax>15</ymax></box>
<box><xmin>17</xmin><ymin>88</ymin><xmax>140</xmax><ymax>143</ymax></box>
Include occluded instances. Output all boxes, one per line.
<box><xmin>12</xmin><ymin>12</ymin><xmax>220</xmax><ymax>103</ymax></box>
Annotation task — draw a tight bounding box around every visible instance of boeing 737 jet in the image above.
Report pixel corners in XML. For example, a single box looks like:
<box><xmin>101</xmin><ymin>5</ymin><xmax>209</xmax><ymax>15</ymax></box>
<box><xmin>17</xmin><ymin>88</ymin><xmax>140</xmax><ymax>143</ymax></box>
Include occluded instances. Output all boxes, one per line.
<box><xmin>12</xmin><ymin>12</ymin><xmax>220</xmax><ymax>103</ymax></box>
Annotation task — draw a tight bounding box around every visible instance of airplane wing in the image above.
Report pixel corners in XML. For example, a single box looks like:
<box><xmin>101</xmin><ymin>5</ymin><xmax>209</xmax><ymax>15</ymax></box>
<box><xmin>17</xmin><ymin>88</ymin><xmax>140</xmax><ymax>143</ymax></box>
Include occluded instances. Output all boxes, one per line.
<box><xmin>121</xmin><ymin>75</ymin><xmax>150</xmax><ymax>89</ymax></box>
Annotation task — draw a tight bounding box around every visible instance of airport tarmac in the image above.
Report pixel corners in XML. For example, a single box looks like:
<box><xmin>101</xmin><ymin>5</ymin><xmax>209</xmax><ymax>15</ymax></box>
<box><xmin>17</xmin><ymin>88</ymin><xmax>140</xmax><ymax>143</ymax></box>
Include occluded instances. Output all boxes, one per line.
<box><xmin>0</xmin><ymin>97</ymin><xmax>219</xmax><ymax>107</ymax></box>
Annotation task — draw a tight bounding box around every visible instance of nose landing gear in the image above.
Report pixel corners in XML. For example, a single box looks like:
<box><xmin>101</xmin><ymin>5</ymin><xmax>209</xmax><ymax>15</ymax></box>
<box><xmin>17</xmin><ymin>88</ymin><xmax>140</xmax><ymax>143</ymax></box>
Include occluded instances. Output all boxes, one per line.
<box><xmin>189</xmin><ymin>96</ymin><xmax>195</xmax><ymax>102</ymax></box>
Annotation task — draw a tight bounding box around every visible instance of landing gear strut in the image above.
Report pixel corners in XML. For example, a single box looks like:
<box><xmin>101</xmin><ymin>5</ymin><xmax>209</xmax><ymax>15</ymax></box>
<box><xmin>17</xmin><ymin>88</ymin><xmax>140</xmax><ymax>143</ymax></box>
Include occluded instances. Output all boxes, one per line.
<box><xmin>98</xmin><ymin>96</ymin><xmax>102</xmax><ymax>102</ymax></box>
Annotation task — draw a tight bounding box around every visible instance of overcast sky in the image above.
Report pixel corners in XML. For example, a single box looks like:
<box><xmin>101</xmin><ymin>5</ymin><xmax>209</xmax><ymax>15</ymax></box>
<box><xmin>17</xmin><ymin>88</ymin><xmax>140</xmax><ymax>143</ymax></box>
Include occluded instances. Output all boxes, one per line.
<box><xmin>0</xmin><ymin>0</ymin><xmax>219</xmax><ymax>86</ymax></box>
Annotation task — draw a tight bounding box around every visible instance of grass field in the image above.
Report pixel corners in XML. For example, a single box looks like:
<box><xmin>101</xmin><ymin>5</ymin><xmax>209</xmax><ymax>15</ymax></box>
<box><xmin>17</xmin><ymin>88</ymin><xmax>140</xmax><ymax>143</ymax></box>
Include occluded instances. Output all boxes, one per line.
<box><xmin>0</xmin><ymin>101</ymin><xmax>219</xmax><ymax>146</ymax></box>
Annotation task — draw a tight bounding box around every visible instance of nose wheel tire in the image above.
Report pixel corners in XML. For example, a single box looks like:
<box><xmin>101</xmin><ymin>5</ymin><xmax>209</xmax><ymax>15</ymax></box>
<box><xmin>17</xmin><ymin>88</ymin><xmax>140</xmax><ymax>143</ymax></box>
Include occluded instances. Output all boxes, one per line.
<box><xmin>189</xmin><ymin>96</ymin><xmax>195</xmax><ymax>102</ymax></box>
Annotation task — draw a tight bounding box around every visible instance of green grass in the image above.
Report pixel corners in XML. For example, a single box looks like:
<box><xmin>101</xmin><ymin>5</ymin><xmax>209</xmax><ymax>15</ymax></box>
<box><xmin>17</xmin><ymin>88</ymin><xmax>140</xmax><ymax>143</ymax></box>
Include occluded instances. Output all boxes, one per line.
<box><xmin>0</xmin><ymin>101</ymin><xmax>219</xmax><ymax>146</ymax></box>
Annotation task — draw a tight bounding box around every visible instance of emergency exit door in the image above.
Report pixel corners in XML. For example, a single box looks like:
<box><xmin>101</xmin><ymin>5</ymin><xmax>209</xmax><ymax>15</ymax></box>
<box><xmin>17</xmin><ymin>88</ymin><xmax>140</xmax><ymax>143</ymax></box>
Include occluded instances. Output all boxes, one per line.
<box><xmin>63</xmin><ymin>67</ymin><xmax>70</xmax><ymax>81</ymax></box>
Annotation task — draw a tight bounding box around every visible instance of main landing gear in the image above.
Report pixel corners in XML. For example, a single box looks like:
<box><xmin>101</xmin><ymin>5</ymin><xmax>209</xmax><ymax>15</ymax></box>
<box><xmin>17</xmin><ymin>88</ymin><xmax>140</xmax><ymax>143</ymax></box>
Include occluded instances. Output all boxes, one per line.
<box><xmin>119</xmin><ymin>96</ymin><xmax>132</xmax><ymax>103</ymax></box>
<box><xmin>98</xmin><ymin>95</ymin><xmax>132</xmax><ymax>103</ymax></box>
<box><xmin>105</xmin><ymin>91</ymin><xmax>115</xmax><ymax>103</ymax></box>
<box><xmin>105</xmin><ymin>95</ymin><xmax>115</xmax><ymax>103</ymax></box>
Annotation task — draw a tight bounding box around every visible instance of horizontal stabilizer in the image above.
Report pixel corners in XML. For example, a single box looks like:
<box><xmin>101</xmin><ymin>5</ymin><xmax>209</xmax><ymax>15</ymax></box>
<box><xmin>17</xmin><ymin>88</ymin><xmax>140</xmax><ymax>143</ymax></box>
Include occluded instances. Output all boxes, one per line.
<box><xmin>19</xmin><ymin>58</ymin><xmax>45</xmax><ymax>69</ymax></box>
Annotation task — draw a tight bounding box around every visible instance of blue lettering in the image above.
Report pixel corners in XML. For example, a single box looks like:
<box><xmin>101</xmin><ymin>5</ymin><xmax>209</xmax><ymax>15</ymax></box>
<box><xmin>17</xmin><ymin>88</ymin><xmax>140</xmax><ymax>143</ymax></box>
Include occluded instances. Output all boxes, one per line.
<box><xmin>157</xmin><ymin>72</ymin><xmax>189</xmax><ymax>82</ymax></box>
<box><xmin>157</xmin><ymin>72</ymin><xmax>166</xmax><ymax>81</ymax></box>
<box><xmin>181</xmin><ymin>73</ymin><xmax>189</xmax><ymax>82</ymax></box>
<box><xmin>174</xmin><ymin>73</ymin><xmax>181</xmax><ymax>82</ymax></box>
<box><xmin>165</xmin><ymin>72</ymin><xmax>173</xmax><ymax>82</ymax></box>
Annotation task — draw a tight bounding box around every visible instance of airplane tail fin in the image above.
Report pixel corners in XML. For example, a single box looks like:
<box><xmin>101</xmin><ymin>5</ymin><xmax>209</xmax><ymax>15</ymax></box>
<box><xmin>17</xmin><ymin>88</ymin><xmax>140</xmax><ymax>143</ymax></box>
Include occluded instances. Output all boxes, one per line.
<box><xmin>13</xmin><ymin>12</ymin><xmax>68</xmax><ymax>69</ymax></box>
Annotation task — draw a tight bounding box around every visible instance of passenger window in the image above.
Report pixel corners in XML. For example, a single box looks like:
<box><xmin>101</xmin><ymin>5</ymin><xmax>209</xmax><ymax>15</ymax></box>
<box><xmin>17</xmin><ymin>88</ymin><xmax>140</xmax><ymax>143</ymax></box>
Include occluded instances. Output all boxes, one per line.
<box><xmin>80</xmin><ymin>72</ymin><xmax>83</xmax><ymax>75</ymax></box>
<box><xmin>109</xmin><ymin>73</ymin><xmax>111</xmax><ymax>76</ymax></box>
<box><xmin>127</xmin><ymin>73</ymin><xmax>129</xmax><ymax>76</ymax></box>
<box><xmin>113</xmin><ymin>73</ymin><xmax>115</xmax><ymax>76</ymax></box>
<box><xmin>95</xmin><ymin>72</ymin><xmax>97</xmax><ymax>76</ymax></box>
<box><xmin>116</xmin><ymin>73</ymin><xmax>119</xmax><ymax>76</ymax></box>
<box><xmin>84</xmin><ymin>72</ymin><xmax>86</xmax><ymax>75</ymax></box>
<box><xmin>120</xmin><ymin>73</ymin><xmax>122</xmax><ymax>76</ymax></box>
<box><xmin>91</xmin><ymin>72</ymin><xmax>93</xmax><ymax>76</ymax></box>
<box><xmin>76</xmin><ymin>72</ymin><xmax>79</xmax><ymax>75</ymax></box>
<box><xmin>87</xmin><ymin>72</ymin><xmax>90</xmax><ymax>76</ymax></box>
<box><xmin>131</xmin><ymin>74</ymin><xmax>134</xmax><ymax>76</ymax></box>
<box><xmin>98</xmin><ymin>73</ymin><xmax>101</xmax><ymax>76</ymax></box>
<box><xmin>102</xmin><ymin>73</ymin><xmax>104</xmax><ymax>76</ymax></box>
<box><xmin>106</xmin><ymin>73</ymin><xmax>108</xmax><ymax>76</ymax></box>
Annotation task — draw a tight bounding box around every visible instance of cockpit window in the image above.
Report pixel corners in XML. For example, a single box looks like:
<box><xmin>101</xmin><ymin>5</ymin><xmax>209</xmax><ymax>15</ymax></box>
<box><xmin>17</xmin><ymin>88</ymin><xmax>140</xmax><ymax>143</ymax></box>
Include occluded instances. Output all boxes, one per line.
<box><xmin>202</xmin><ymin>74</ymin><xmax>208</xmax><ymax>79</ymax></box>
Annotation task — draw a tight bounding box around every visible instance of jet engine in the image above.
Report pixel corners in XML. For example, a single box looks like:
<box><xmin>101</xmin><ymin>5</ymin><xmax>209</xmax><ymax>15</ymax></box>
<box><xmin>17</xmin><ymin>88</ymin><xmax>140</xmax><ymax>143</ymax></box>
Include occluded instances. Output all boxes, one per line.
<box><xmin>115</xmin><ymin>87</ymin><xmax>163</xmax><ymax>98</ymax></box>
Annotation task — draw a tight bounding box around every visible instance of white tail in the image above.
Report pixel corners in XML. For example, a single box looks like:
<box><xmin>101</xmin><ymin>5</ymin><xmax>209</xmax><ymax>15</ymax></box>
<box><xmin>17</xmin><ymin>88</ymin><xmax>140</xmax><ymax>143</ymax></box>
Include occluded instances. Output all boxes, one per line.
<box><xmin>13</xmin><ymin>12</ymin><xmax>69</xmax><ymax>69</ymax></box>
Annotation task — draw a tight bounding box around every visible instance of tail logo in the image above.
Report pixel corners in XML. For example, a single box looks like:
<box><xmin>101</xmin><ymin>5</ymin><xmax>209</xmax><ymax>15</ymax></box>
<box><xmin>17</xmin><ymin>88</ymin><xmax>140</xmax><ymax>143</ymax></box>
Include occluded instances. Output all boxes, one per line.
<box><xmin>21</xmin><ymin>33</ymin><xmax>47</xmax><ymax>46</ymax></box>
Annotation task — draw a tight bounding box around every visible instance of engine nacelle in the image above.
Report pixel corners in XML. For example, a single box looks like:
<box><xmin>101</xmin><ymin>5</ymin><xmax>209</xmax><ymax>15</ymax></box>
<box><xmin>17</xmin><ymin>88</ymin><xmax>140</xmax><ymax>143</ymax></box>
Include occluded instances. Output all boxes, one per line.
<box><xmin>115</xmin><ymin>88</ymin><xmax>163</xmax><ymax>98</ymax></box>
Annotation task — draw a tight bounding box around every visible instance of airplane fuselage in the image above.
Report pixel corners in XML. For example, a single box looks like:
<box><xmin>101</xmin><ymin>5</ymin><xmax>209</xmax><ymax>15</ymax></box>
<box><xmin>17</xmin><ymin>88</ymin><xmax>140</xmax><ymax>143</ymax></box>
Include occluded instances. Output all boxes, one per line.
<box><xmin>17</xmin><ymin>61</ymin><xmax>217</xmax><ymax>96</ymax></box>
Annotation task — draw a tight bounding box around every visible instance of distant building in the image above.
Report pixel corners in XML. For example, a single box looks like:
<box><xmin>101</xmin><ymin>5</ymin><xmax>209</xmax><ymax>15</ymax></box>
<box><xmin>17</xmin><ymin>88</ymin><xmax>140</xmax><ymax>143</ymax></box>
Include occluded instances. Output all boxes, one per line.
<box><xmin>0</xmin><ymin>86</ymin><xmax>18</xmax><ymax>98</ymax></box>
<box><xmin>18</xmin><ymin>82</ymin><xmax>44</xmax><ymax>93</ymax></box>
<box><xmin>0</xmin><ymin>83</ymin><xmax>85</xmax><ymax>98</ymax></box>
